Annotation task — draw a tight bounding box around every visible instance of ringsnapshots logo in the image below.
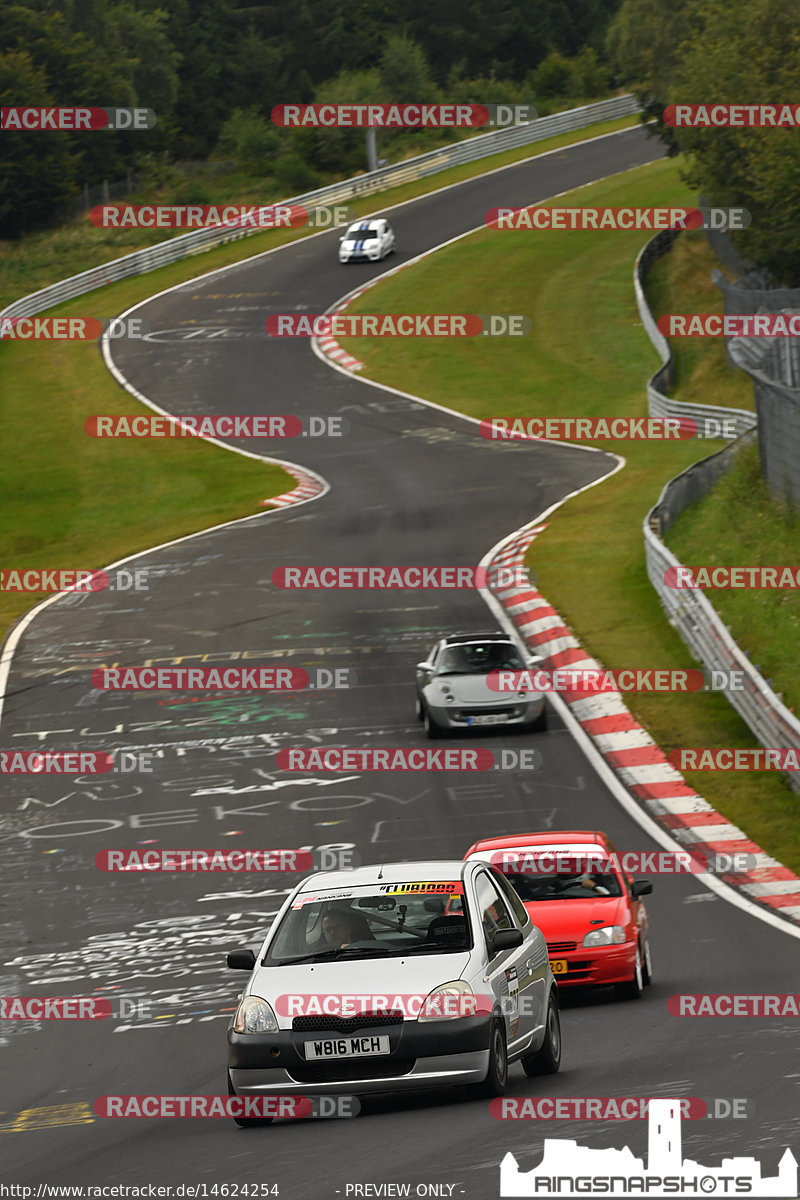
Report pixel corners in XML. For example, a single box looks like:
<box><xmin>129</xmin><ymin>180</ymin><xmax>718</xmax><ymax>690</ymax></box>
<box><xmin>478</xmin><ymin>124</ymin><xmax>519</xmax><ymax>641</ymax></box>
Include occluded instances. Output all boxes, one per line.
<box><xmin>1</xmin><ymin>107</ymin><xmax>156</xmax><ymax>130</ymax></box>
<box><xmin>485</xmin><ymin>206</ymin><xmax>750</xmax><ymax>232</ymax></box>
<box><xmin>499</xmin><ymin>1098</ymin><xmax>797</xmax><ymax>1197</ymax></box>
<box><xmin>266</xmin><ymin>314</ymin><xmax>530</xmax><ymax>337</ymax></box>
<box><xmin>271</xmin><ymin>103</ymin><xmax>535</xmax><ymax>128</ymax></box>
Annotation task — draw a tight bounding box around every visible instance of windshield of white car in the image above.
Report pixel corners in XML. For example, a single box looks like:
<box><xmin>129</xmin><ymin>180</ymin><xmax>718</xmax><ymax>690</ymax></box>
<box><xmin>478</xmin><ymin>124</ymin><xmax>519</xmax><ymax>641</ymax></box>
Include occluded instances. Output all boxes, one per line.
<box><xmin>505</xmin><ymin>871</ymin><xmax>623</xmax><ymax>900</ymax></box>
<box><xmin>435</xmin><ymin>644</ymin><xmax>525</xmax><ymax>675</ymax></box>
<box><xmin>265</xmin><ymin>890</ymin><xmax>472</xmax><ymax>963</ymax></box>
<box><xmin>345</xmin><ymin>231</ymin><xmax>377</xmax><ymax>241</ymax></box>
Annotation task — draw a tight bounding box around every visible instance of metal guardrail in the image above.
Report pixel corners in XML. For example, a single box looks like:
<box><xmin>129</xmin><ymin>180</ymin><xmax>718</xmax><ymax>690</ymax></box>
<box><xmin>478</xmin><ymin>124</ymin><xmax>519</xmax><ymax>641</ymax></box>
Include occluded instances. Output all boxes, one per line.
<box><xmin>633</xmin><ymin>228</ymin><xmax>756</xmax><ymax>438</ymax></box>
<box><xmin>643</xmin><ymin>442</ymin><xmax>800</xmax><ymax>794</ymax></box>
<box><xmin>637</xmin><ymin>240</ymin><xmax>800</xmax><ymax>793</ymax></box>
<box><xmin>0</xmin><ymin>94</ymin><xmax>640</xmax><ymax>326</ymax></box>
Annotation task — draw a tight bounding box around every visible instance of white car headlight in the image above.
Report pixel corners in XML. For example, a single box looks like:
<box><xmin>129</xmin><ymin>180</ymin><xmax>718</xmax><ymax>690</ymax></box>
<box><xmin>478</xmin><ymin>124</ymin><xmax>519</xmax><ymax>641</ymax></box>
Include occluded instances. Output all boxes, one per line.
<box><xmin>234</xmin><ymin>995</ymin><xmax>279</xmax><ymax>1033</ymax></box>
<box><xmin>582</xmin><ymin>926</ymin><xmax>626</xmax><ymax>948</ymax></box>
<box><xmin>417</xmin><ymin>980</ymin><xmax>476</xmax><ymax>1022</ymax></box>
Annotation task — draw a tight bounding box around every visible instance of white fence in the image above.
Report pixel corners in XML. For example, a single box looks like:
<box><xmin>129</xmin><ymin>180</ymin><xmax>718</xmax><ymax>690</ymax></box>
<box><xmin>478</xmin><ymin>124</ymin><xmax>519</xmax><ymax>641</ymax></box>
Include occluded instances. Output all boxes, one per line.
<box><xmin>1</xmin><ymin>95</ymin><xmax>640</xmax><ymax>325</ymax></box>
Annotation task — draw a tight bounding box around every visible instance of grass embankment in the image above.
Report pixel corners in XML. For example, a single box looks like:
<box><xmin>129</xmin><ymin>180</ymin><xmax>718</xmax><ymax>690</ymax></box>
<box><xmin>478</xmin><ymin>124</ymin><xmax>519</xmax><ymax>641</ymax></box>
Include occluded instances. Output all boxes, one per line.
<box><xmin>335</xmin><ymin>154</ymin><xmax>800</xmax><ymax>872</ymax></box>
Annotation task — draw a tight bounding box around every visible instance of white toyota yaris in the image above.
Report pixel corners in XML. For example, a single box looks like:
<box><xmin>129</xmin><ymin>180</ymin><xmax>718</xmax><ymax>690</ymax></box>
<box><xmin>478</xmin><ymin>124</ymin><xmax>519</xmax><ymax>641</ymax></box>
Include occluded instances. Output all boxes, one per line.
<box><xmin>226</xmin><ymin>859</ymin><xmax>560</xmax><ymax>1123</ymax></box>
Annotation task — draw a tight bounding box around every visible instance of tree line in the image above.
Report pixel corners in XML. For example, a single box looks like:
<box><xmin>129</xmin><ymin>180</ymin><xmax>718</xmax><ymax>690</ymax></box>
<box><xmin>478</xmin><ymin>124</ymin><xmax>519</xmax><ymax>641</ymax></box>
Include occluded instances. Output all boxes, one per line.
<box><xmin>1</xmin><ymin>0</ymin><xmax>619</xmax><ymax>238</ymax></box>
<box><xmin>608</xmin><ymin>0</ymin><xmax>800</xmax><ymax>284</ymax></box>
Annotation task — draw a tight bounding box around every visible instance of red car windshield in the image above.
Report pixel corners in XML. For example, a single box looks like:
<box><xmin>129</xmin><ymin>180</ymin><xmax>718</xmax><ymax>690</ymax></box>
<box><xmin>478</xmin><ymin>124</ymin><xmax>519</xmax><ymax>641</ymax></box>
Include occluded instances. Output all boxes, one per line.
<box><xmin>504</xmin><ymin>871</ymin><xmax>623</xmax><ymax>901</ymax></box>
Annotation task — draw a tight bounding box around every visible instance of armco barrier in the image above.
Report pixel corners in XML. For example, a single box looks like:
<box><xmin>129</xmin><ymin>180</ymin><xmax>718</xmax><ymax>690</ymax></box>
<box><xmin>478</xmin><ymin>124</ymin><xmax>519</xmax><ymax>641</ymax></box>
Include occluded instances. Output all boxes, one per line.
<box><xmin>633</xmin><ymin>228</ymin><xmax>756</xmax><ymax>439</ymax></box>
<box><xmin>637</xmin><ymin>238</ymin><xmax>800</xmax><ymax>795</ymax></box>
<box><xmin>643</xmin><ymin>450</ymin><xmax>800</xmax><ymax>796</ymax></box>
<box><xmin>0</xmin><ymin>95</ymin><xmax>639</xmax><ymax>329</ymax></box>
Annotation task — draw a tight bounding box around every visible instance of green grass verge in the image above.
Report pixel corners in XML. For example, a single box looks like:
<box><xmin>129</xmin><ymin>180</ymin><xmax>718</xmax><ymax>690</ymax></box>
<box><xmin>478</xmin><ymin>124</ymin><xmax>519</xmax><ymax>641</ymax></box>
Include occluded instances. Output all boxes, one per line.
<box><xmin>645</xmin><ymin>235</ymin><xmax>754</xmax><ymax>412</ymax></box>
<box><xmin>0</xmin><ymin>310</ymin><xmax>293</xmax><ymax>635</ymax></box>
<box><xmin>667</xmin><ymin>439</ymin><xmax>800</xmax><ymax>715</ymax></box>
<box><xmin>335</xmin><ymin>154</ymin><xmax>800</xmax><ymax>874</ymax></box>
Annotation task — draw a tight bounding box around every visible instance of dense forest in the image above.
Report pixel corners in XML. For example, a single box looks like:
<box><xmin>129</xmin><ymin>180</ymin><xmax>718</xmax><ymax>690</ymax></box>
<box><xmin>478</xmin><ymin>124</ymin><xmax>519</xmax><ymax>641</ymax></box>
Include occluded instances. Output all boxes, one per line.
<box><xmin>5</xmin><ymin>0</ymin><xmax>800</xmax><ymax>281</ymax></box>
<box><xmin>0</xmin><ymin>0</ymin><xmax>620</xmax><ymax>237</ymax></box>
<box><xmin>609</xmin><ymin>0</ymin><xmax>800</xmax><ymax>283</ymax></box>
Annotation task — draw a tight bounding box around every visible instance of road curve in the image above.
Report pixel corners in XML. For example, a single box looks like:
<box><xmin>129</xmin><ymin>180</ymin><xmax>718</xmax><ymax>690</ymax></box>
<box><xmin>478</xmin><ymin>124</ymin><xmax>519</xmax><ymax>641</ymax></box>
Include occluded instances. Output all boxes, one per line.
<box><xmin>2</xmin><ymin>125</ymin><xmax>798</xmax><ymax>1197</ymax></box>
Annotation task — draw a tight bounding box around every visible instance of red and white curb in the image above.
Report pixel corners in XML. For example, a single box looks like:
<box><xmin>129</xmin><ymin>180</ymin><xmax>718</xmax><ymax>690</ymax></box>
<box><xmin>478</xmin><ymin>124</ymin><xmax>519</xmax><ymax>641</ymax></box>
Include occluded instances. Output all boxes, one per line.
<box><xmin>488</xmin><ymin>526</ymin><xmax>800</xmax><ymax>927</ymax></box>
<box><xmin>316</xmin><ymin>334</ymin><xmax>363</xmax><ymax>372</ymax></box>
<box><xmin>314</xmin><ymin>285</ymin><xmax>370</xmax><ymax>372</ymax></box>
<box><xmin>313</xmin><ymin>264</ymin><xmax>416</xmax><ymax>372</ymax></box>
<box><xmin>260</xmin><ymin>467</ymin><xmax>325</xmax><ymax>508</ymax></box>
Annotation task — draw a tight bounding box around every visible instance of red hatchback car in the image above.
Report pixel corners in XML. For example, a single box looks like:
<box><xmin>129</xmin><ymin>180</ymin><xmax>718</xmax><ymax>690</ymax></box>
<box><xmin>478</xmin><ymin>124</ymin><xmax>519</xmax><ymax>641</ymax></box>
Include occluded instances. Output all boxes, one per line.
<box><xmin>460</xmin><ymin>831</ymin><xmax>653</xmax><ymax>999</ymax></box>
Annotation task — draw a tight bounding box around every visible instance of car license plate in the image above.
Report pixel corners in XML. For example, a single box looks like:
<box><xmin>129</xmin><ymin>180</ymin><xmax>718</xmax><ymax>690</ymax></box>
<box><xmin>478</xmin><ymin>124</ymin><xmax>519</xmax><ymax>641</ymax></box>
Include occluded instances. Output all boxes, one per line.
<box><xmin>469</xmin><ymin>714</ymin><xmax>507</xmax><ymax>726</ymax></box>
<box><xmin>550</xmin><ymin>959</ymin><xmax>569</xmax><ymax>975</ymax></box>
<box><xmin>304</xmin><ymin>1035</ymin><xmax>391</xmax><ymax>1060</ymax></box>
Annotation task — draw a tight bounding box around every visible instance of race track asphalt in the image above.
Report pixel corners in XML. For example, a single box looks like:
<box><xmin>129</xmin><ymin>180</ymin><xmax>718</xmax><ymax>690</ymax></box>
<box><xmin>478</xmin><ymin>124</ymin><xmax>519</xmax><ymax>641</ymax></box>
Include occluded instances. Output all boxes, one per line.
<box><xmin>2</xmin><ymin>124</ymin><xmax>798</xmax><ymax>1197</ymax></box>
